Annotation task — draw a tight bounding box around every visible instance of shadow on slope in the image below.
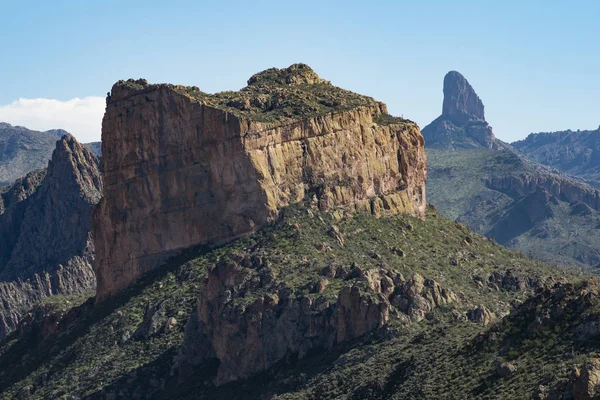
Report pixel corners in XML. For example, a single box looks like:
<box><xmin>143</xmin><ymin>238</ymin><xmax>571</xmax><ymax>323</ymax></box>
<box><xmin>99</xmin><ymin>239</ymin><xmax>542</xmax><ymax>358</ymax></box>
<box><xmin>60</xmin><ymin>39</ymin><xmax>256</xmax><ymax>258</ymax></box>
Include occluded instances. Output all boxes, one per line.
<box><xmin>0</xmin><ymin>244</ymin><xmax>209</xmax><ymax>394</ymax></box>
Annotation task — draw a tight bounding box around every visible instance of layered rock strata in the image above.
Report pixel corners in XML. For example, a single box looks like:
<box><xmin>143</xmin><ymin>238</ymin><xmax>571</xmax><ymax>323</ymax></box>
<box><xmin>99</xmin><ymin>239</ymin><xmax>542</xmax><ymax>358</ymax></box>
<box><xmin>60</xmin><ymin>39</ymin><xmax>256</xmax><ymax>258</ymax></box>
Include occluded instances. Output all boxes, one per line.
<box><xmin>93</xmin><ymin>64</ymin><xmax>427</xmax><ymax>301</ymax></box>
<box><xmin>485</xmin><ymin>173</ymin><xmax>600</xmax><ymax>211</ymax></box>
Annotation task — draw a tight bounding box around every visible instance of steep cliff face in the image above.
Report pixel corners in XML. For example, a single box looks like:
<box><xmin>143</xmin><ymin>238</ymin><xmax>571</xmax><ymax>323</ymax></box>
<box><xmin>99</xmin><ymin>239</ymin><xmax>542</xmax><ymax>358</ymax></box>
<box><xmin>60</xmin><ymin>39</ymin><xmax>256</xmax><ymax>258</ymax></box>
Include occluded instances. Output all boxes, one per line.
<box><xmin>93</xmin><ymin>64</ymin><xmax>427</xmax><ymax>301</ymax></box>
<box><xmin>0</xmin><ymin>169</ymin><xmax>47</xmax><ymax>266</ymax></box>
<box><xmin>422</xmin><ymin>71</ymin><xmax>508</xmax><ymax>150</ymax></box>
<box><xmin>442</xmin><ymin>71</ymin><xmax>485</xmax><ymax>125</ymax></box>
<box><xmin>0</xmin><ymin>136</ymin><xmax>101</xmax><ymax>340</ymax></box>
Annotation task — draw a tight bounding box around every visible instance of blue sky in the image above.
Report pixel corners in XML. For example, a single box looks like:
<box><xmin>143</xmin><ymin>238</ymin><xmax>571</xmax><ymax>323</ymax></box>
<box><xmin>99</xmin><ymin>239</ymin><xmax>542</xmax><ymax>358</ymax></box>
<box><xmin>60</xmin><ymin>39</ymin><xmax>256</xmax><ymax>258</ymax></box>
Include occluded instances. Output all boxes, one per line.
<box><xmin>0</xmin><ymin>0</ymin><xmax>598</xmax><ymax>142</ymax></box>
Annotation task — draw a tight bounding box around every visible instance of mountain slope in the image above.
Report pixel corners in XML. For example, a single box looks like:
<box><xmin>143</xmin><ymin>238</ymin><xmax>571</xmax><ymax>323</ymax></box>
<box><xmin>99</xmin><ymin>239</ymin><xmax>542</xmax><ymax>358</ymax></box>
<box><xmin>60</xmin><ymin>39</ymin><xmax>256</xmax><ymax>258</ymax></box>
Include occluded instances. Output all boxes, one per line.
<box><xmin>0</xmin><ymin>123</ymin><xmax>62</xmax><ymax>186</ymax></box>
<box><xmin>0</xmin><ymin>135</ymin><xmax>102</xmax><ymax>340</ymax></box>
<box><xmin>3</xmin><ymin>65</ymin><xmax>600</xmax><ymax>400</ymax></box>
<box><xmin>513</xmin><ymin>128</ymin><xmax>600</xmax><ymax>188</ymax></box>
<box><xmin>427</xmin><ymin>148</ymin><xmax>600</xmax><ymax>268</ymax></box>
<box><xmin>0</xmin><ymin>204</ymin><xmax>590</xmax><ymax>399</ymax></box>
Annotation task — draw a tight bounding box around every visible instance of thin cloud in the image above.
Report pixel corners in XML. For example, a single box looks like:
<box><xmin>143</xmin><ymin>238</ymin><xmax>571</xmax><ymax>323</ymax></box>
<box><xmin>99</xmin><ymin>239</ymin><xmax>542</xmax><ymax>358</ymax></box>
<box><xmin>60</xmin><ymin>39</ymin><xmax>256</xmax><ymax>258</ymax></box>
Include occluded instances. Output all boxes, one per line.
<box><xmin>0</xmin><ymin>97</ymin><xmax>105</xmax><ymax>143</ymax></box>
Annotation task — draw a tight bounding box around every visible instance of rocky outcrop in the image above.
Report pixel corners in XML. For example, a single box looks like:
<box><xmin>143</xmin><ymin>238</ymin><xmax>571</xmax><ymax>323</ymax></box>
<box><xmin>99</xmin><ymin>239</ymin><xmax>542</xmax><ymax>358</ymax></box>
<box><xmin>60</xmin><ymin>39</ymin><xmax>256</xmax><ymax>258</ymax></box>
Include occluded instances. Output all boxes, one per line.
<box><xmin>442</xmin><ymin>71</ymin><xmax>485</xmax><ymax>125</ymax></box>
<box><xmin>0</xmin><ymin>136</ymin><xmax>101</xmax><ymax>340</ymax></box>
<box><xmin>467</xmin><ymin>304</ymin><xmax>494</xmax><ymax>325</ymax></box>
<box><xmin>496</xmin><ymin>362</ymin><xmax>516</xmax><ymax>378</ymax></box>
<box><xmin>573</xmin><ymin>358</ymin><xmax>600</xmax><ymax>400</ymax></box>
<box><xmin>93</xmin><ymin>64</ymin><xmax>427</xmax><ymax>301</ymax></box>
<box><xmin>533</xmin><ymin>360</ymin><xmax>600</xmax><ymax>400</ymax></box>
<box><xmin>422</xmin><ymin>71</ymin><xmax>508</xmax><ymax>150</ymax></box>
<box><xmin>14</xmin><ymin>292</ymin><xmax>94</xmax><ymax>341</ymax></box>
<box><xmin>175</xmin><ymin>255</ymin><xmax>455</xmax><ymax>384</ymax></box>
<box><xmin>473</xmin><ymin>269</ymin><xmax>542</xmax><ymax>292</ymax></box>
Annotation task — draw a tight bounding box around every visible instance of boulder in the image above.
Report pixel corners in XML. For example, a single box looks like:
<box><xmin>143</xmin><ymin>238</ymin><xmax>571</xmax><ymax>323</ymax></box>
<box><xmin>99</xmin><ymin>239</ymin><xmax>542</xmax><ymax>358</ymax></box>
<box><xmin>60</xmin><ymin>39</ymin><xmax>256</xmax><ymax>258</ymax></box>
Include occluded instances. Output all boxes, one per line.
<box><xmin>467</xmin><ymin>304</ymin><xmax>494</xmax><ymax>325</ymax></box>
<box><xmin>573</xmin><ymin>358</ymin><xmax>600</xmax><ymax>400</ymax></box>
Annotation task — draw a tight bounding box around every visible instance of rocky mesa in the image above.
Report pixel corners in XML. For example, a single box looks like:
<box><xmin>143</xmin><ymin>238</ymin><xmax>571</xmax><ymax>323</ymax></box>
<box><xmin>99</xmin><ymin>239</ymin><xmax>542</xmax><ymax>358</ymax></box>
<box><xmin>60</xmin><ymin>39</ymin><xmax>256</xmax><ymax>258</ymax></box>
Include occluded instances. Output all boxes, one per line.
<box><xmin>93</xmin><ymin>64</ymin><xmax>427</xmax><ymax>301</ymax></box>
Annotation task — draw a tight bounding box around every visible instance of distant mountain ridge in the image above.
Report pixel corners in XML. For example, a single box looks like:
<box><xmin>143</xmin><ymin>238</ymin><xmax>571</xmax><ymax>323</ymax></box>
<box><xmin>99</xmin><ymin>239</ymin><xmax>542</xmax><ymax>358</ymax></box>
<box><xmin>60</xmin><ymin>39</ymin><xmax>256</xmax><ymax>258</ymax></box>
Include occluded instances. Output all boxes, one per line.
<box><xmin>513</xmin><ymin>127</ymin><xmax>600</xmax><ymax>188</ymax></box>
<box><xmin>84</xmin><ymin>141</ymin><xmax>101</xmax><ymax>157</ymax></box>
<box><xmin>0</xmin><ymin>122</ymin><xmax>102</xmax><ymax>186</ymax></box>
<box><xmin>0</xmin><ymin>123</ymin><xmax>58</xmax><ymax>186</ymax></box>
<box><xmin>425</xmin><ymin>72</ymin><xmax>600</xmax><ymax>269</ymax></box>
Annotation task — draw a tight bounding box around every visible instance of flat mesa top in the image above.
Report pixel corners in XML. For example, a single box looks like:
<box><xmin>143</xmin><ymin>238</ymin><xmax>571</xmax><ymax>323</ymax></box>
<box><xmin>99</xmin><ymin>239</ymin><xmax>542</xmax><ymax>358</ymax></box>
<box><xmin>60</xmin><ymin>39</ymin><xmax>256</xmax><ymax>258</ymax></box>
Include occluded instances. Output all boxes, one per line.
<box><xmin>112</xmin><ymin>63</ymin><xmax>412</xmax><ymax>125</ymax></box>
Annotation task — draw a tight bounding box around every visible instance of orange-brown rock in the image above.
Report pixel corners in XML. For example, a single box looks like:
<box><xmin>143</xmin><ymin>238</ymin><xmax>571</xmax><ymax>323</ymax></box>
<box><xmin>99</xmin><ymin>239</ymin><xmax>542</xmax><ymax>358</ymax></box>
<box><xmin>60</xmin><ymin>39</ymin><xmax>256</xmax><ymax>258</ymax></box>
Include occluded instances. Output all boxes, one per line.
<box><xmin>93</xmin><ymin>65</ymin><xmax>427</xmax><ymax>301</ymax></box>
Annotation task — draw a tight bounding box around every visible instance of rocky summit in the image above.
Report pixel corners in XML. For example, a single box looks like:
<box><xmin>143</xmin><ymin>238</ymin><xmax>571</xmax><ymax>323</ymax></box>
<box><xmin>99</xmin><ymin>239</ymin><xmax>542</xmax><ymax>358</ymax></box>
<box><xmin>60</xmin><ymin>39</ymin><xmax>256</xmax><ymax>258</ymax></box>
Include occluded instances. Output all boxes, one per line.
<box><xmin>0</xmin><ymin>135</ymin><xmax>101</xmax><ymax>340</ymax></box>
<box><xmin>93</xmin><ymin>63</ymin><xmax>427</xmax><ymax>302</ymax></box>
<box><xmin>442</xmin><ymin>70</ymin><xmax>485</xmax><ymax>125</ymax></box>
<box><xmin>422</xmin><ymin>71</ymin><xmax>508</xmax><ymax>150</ymax></box>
